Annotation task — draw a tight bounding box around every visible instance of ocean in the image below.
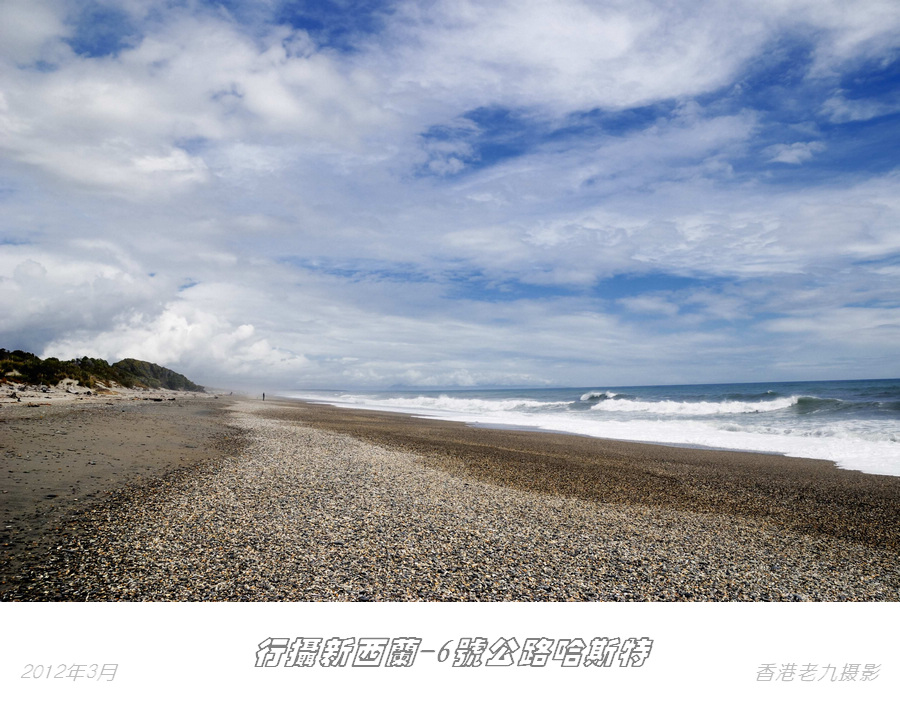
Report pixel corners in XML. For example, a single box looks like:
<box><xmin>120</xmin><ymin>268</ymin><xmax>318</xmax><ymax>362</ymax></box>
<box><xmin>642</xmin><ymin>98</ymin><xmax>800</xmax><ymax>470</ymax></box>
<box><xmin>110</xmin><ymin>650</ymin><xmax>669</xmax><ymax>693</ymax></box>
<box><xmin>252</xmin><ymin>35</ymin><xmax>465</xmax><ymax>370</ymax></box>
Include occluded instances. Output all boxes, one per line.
<box><xmin>285</xmin><ymin>379</ymin><xmax>900</xmax><ymax>477</ymax></box>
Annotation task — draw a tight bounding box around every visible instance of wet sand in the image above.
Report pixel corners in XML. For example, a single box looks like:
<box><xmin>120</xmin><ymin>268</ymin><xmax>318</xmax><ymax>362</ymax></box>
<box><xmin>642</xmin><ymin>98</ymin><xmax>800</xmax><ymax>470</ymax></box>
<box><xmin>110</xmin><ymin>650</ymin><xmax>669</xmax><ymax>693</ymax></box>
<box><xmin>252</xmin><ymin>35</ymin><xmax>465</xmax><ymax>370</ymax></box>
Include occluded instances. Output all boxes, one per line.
<box><xmin>0</xmin><ymin>394</ymin><xmax>237</xmax><ymax>593</ymax></box>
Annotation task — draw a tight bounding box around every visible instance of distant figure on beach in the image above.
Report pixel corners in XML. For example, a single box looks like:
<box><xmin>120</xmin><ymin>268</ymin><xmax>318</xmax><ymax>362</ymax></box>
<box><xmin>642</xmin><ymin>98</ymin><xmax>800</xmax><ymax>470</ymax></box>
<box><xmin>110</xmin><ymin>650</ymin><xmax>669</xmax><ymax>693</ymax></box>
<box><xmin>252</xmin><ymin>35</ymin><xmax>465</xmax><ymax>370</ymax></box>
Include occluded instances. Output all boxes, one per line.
<box><xmin>262</xmin><ymin>393</ymin><xmax>265</xmax><ymax>401</ymax></box>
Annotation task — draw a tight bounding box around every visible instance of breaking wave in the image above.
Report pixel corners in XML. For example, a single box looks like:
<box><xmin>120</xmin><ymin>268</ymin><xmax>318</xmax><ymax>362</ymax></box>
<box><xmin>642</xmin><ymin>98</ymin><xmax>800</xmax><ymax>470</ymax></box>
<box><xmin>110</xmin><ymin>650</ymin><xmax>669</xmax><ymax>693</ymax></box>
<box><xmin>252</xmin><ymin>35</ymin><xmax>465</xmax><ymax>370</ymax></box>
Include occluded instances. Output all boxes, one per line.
<box><xmin>589</xmin><ymin>395</ymin><xmax>801</xmax><ymax>416</ymax></box>
<box><xmin>579</xmin><ymin>390</ymin><xmax>620</xmax><ymax>402</ymax></box>
<box><xmin>286</xmin><ymin>380</ymin><xmax>900</xmax><ymax>475</ymax></box>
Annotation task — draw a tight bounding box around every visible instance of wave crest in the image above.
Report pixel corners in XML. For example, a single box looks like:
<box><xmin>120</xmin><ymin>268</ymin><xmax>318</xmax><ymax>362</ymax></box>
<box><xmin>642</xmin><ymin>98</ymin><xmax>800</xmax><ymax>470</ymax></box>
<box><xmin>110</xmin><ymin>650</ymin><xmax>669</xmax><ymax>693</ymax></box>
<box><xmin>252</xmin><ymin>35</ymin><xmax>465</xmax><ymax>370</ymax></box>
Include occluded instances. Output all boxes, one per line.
<box><xmin>579</xmin><ymin>390</ymin><xmax>620</xmax><ymax>402</ymax></box>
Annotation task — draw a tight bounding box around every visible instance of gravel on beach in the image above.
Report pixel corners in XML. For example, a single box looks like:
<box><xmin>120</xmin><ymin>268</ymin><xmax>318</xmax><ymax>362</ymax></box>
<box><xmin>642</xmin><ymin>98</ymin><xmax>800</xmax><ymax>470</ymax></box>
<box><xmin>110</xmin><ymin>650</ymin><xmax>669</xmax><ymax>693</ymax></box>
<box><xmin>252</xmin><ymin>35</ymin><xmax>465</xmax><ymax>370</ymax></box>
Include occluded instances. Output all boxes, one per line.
<box><xmin>2</xmin><ymin>398</ymin><xmax>898</xmax><ymax>601</ymax></box>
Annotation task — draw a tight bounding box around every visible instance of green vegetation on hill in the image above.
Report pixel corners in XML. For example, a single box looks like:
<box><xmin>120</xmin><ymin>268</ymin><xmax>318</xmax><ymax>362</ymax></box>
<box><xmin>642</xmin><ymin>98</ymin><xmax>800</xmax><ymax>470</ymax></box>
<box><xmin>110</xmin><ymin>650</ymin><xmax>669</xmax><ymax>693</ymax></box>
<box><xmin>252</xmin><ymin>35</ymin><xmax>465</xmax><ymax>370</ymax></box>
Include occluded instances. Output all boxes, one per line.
<box><xmin>0</xmin><ymin>349</ymin><xmax>204</xmax><ymax>392</ymax></box>
<box><xmin>111</xmin><ymin>358</ymin><xmax>205</xmax><ymax>391</ymax></box>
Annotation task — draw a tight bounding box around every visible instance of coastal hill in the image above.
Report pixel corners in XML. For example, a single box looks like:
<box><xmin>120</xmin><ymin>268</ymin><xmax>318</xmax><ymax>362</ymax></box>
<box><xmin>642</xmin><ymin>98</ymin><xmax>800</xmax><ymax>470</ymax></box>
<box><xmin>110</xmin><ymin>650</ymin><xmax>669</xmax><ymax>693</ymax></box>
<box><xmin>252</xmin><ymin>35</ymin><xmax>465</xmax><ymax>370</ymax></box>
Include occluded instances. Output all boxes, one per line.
<box><xmin>0</xmin><ymin>349</ymin><xmax>204</xmax><ymax>392</ymax></box>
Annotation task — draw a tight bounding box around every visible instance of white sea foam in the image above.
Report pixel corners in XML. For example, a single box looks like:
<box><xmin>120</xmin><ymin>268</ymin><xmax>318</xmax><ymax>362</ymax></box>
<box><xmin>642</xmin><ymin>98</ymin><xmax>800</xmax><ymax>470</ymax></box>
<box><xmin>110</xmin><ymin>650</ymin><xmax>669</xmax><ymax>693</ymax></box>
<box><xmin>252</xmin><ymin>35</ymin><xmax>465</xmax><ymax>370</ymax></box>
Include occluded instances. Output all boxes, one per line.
<box><xmin>316</xmin><ymin>393</ymin><xmax>571</xmax><ymax>415</ymax></box>
<box><xmin>589</xmin><ymin>396</ymin><xmax>800</xmax><ymax>416</ymax></box>
<box><xmin>458</xmin><ymin>412</ymin><xmax>899</xmax><ymax>476</ymax></box>
<box><xmin>286</xmin><ymin>390</ymin><xmax>900</xmax><ymax>476</ymax></box>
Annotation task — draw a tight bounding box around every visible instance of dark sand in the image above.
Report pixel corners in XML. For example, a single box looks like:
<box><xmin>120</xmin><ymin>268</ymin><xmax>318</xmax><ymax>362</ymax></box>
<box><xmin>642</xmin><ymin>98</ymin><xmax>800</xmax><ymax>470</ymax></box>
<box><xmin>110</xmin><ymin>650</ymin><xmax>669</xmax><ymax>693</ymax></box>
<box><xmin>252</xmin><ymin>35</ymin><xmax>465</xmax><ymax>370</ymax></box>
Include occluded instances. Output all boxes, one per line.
<box><xmin>260</xmin><ymin>399</ymin><xmax>900</xmax><ymax>553</ymax></box>
<box><xmin>0</xmin><ymin>395</ymin><xmax>237</xmax><ymax>593</ymax></box>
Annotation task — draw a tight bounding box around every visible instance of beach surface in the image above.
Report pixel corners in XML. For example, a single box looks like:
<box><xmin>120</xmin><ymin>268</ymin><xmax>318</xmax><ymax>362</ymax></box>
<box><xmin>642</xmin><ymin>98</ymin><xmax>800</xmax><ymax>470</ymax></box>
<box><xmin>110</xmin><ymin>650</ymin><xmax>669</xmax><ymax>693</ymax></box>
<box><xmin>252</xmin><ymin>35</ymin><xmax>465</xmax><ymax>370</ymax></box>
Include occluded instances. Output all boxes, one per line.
<box><xmin>2</xmin><ymin>395</ymin><xmax>899</xmax><ymax>601</ymax></box>
<box><xmin>0</xmin><ymin>388</ymin><xmax>238</xmax><ymax>594</ymax></box>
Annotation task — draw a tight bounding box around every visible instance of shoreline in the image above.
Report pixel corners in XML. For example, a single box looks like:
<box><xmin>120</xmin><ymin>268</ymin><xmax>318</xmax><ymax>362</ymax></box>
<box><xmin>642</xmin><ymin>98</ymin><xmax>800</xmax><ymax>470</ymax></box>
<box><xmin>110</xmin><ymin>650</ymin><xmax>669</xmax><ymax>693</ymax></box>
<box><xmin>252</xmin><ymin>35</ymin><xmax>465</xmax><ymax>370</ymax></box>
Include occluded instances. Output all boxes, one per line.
<box><xmin>283</xmin><ymin>382</ymin><xmax>900</xmax><ymax>477</ymax></box>
<box><xmin>298</xmin><ymin>400</ymin><xmax>794</xmax><ymax>454</ymax></box>
<box><xmin>259</xmin><ymin>397</ymin><xmax>900</xmax><ymax>552</ymax></box>
<box><xmin>2</xmin><ymin>396</ymin><xmax>899</xmax><ymax>601</ymax></box>
<box><xmin>405</xmin><ymin>418</ymin><xmax>793</xmax><ymax>457</ymax></box>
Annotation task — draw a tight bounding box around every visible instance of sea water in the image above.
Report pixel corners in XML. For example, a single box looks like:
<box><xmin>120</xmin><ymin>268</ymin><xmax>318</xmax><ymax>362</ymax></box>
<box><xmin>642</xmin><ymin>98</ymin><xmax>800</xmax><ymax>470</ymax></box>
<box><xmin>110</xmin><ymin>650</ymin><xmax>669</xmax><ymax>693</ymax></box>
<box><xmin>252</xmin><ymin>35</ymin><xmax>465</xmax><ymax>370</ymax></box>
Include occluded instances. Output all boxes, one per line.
<box><xmin>285</xmin><ymin>379</ymin><xmax>900</xmax><ymax>476</ymax></box>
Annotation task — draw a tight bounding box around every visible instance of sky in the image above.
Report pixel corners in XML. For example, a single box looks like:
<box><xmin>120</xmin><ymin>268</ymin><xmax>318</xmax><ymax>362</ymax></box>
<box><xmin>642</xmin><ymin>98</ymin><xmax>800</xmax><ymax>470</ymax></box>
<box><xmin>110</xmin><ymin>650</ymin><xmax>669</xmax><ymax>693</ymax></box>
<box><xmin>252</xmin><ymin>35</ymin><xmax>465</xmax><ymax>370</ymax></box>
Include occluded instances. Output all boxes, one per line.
<box><xmin>1</xmin><ymin>0</ymin><xmax>899</xmax><ymax>391</ymax></box>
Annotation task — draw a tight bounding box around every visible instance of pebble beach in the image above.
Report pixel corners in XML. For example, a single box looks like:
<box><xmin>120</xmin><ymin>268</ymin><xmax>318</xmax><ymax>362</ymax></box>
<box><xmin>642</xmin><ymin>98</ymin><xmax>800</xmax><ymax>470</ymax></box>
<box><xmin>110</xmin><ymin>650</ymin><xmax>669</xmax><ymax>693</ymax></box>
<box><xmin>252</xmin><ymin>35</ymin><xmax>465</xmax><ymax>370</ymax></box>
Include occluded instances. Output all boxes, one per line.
<box><xmin>2</xmin><ymin>395</ymin><xmax>899</xmax><ymax>601</ymax></box>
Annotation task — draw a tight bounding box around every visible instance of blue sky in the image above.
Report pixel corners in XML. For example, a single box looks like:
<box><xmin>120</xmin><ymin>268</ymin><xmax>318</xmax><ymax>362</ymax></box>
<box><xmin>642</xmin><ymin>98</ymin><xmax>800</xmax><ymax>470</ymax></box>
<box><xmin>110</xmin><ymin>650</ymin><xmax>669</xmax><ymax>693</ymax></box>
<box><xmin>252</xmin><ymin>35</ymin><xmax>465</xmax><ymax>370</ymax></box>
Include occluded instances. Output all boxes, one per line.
<box><xmin>1</xmin><ymin>0</ymin><xmax>899</xmax><ymax>389</ymax></box>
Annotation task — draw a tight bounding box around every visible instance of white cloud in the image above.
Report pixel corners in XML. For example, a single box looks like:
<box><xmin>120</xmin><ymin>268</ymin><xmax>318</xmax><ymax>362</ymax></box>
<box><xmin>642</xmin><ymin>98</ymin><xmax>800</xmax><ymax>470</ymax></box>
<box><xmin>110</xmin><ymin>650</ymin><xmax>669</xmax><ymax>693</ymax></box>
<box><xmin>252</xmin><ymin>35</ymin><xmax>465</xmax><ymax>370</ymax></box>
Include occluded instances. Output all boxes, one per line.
<box><xmin>371</xmin><ymin>0</ymin><xmax>900</xmax><ymax>123</ymax></box>
<box><xmin>0</xmin><ymin>6</ymin><xmax>390</xmax><ymax>198</ymax></box>
<box><xmin>434</xmin><ymin>165</ymin><xmax>900</xmax><ymax>286</ymax></box>
<box><xmin>2</xmin><ymin>1</ymin><xmax>899</xmax><ymax>386</ymax></box>
<box><xmin>44</xmin><ymin>303</ymin><xmax>310</xmax><ymax>386</ymax></box>
<box><xmin>793</xmin><ymin>0</ymin><xmax>900</xmax><ymax>75</ymax></box>
<box><xmin>822</xmin><ymin>94</ymin><xmax>900</xmax><ymax>123</ymax></box>
<box><xmin>765</xmin><ymin>141</ymin><xmax>825</xmax><ymax>164</ymax></box>
<box><xmin>0</xmin><ymin>0</ymin><xmax>67</xmax><ymax>65</ymax></box>
<box><xmin>762</xmin><ymin>306</ymin><xmax>900</xmax><ymax>347</ymax></box>
<box><xmin>0</xmin><ymin>243</ymin><xmax>167</xmax><ymax>352</ymax></box>
<box><xmin>376</xmin><ymin>0</ymin><xmax>771</xmax><ymax>116</ymax></box>
<box><xmin>619</xmin><ymin>295</ymin><xmax>680</xmax><ymax>317</ymax></box>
